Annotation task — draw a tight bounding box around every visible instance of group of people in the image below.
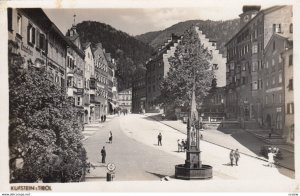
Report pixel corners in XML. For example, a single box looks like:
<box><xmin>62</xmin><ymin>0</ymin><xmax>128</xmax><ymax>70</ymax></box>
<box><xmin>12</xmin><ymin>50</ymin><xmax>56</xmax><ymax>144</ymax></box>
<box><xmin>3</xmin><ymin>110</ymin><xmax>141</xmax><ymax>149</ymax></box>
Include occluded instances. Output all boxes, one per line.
<box><xmin>229</xmin><ymin>149</ymin><xmax>240</xmax><ymax>166</ymax></box>
<box><xmin>101</xmin><ymin>115</ymin><xmax>107</xmax><ymax>122</ymax></box>
<box><xmin>177</xmin><ymin>139</ymin><xmax>187</xmax><ymax>152</ymax></box>
<box><xmin>100</xmin><ymin>131</ymin><xmax>113</xmax><ymax>164</ymax></box>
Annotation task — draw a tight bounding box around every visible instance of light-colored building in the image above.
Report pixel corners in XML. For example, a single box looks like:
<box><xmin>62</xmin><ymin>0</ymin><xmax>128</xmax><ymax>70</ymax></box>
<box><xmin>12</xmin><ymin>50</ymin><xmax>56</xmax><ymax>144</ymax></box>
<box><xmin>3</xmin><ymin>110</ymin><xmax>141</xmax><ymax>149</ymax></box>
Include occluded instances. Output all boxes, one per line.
<box><xmin>225</xmin><ymin>5</ymin><xmax>292</xmax><ymax>132</ymax></box>
<box><xmin>8</xmin><ymin>8</ymin><xmax>68</xmax><ymax>89</ymax></box>
<box><xmin>65</xmin><ymin>24</ymin><xmax>88</xmax><ymax>123</ymax></box>
<box><xmin>283</xmin><ymin>41</ymin><xmax>293</xmax><ymax>144</ymax></box>
<box><xmin>118</xmin><ymin>88</ymin><xmax>132</xmax><ymax>113</ymax></box>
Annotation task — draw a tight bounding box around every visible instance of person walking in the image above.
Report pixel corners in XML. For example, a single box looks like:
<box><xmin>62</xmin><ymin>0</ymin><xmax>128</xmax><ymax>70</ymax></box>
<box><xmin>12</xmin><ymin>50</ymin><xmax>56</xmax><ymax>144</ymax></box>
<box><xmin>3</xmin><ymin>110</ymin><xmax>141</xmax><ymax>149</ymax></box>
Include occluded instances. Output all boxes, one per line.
<box><xmin>234</xmin><ymin>149</ymin><xmax>240</xmax><ymax>166</ymax></box>
<box><xmin>101</xmin><ymin>146</ymin><xmax>106</xmax><ymax>164</ymax></box>
<box><xmin>101</xmin><ymin>115</ymin><xmax>103</xmax><ymax>122</ymax></box>
<box><xmin>104</xmin><ymin>115</ymin><xmax>106</xmax><ymax>122</ymax></box>
<box><xmin>158</xmin><ymin>133</ymin><xmax>162</xmax><ymax>146</ymax></box>
<box><xmin>230</xmin><ymin>150</ymin><xmax>235</xmax><ymax>166</ymax></box>
<box><xmin>268</xmin><ymin>148</ymin><xmax>275</xmax><ymax>167</ymax></box>
<box><xmin>109</xmin><ymin>131</ymin><xmax>113</xmax><ymax>143</ymax></box>
<box><xmin>177</xmin><ymin>139</ymin><xmax>182</xmax><ymax>152</ymax></box>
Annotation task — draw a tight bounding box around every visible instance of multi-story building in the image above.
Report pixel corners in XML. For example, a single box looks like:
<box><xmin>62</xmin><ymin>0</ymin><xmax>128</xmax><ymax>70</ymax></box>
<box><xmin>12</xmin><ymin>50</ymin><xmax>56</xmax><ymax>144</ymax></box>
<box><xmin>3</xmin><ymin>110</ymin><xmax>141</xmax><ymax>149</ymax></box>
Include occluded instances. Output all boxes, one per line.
<box><xmin>65</xmin><ymin>24</ymin><xmax>87</xmax><ymax>123</ymax></box>
<box><xmin>8</xmin><ymin>8</ymin><xmax>68</xmax><ymax>89</ymax></box>
<box><xmin>225</xmin><ymin>6</ymin><xmax>292</xmax><ymax>131</ymax></box>
<box><xmin>118</xmin><ymin>88</ymin><xmax>132</xmax><ymax>113</ymax></box>
<box><xmin>132</xmin><ymin>67</ymin><xmax>146</xmax><ymax>113</ymax></box>
<box><xmin>195</xmin><ymin>26</ymin><xmax>226</xmax><ymax>120</ymax></box>
<box><xmin>80</xmin><ymin>42</ymin><xmax>97</xmax><ymax>122</ymax></box>
<box><xmin>93</xmin><ymin>43</ymin><xmax>108</xmax><ymax>119</ymax></box>
<box><xmin>105</xmin><ymin>53</ymin><xmax>117</xmax><ymax>114</ymax></box>
<box><xmin>283</xmin><ymin>40</ymin><xmax>293</xmax><ymax>144</ymax></box>
<box><xmin>145</xmin><ymin>34</ymin><xmax>181</xmax><ymax>112</ymax></box>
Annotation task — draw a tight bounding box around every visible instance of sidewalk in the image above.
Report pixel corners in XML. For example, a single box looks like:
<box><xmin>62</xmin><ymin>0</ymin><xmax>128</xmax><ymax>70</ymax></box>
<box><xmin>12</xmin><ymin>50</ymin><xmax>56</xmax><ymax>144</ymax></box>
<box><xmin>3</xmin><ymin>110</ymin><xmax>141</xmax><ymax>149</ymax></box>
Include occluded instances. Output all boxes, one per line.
<box><xmin>144</xmin><ymin>113</ymin><xmax>294</xmax><ymax>170</ymax></box>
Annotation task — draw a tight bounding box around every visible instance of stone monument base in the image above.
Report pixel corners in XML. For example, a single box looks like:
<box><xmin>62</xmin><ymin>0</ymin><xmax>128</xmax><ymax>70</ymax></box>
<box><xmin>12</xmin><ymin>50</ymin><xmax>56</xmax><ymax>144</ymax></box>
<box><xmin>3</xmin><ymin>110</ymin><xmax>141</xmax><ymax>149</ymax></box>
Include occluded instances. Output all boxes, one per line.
<box><xmin>175</xmin><ymin>164</ymin><xmax>213</xmax><ymax>180</ymax></box>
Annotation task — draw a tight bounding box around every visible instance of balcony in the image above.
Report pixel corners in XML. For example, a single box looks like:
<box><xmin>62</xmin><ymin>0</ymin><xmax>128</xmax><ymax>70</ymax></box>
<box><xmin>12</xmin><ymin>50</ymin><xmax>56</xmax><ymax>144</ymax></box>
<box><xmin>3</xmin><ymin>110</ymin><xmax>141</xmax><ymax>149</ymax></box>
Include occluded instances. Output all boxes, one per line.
<box><xmin>90</xmin><ymin>95</ymin><xmax>102</xmax><ymax>103</ymax></box>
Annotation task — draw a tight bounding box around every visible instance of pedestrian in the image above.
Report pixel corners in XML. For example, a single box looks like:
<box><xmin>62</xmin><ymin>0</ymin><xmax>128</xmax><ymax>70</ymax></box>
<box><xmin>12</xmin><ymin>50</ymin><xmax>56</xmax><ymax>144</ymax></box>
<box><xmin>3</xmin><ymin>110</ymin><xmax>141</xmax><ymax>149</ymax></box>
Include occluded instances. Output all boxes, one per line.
<box><xmin>230</xmin><ymin>150</ymin><xmax>234</xmax><ymax>166</ymax></box>
<box><xmin>158</xmin><ymin>132</ymin><xmax>162</xmax><ymax>146</ymax></box>
<box><xmin>104</xmin><ymin>115</ymin><xmax>106</xmax><ymax>122</ymax></box>
<box><xmin>268</xmin><ymin>149</ymin><xmax>275</xmax><ymax>167</ymax></box>
<box><xmin>234</xmin><ymin>149</ymin><xmax>240</xmax><ymax>166</ymax></box>
<box><xmin>101</xmin><ymin>146</ymin><xmax>106</xmax><ymax>164</ymax></box>
<box><xmin>109</xmin><ymin>131</ymin><xmax>113</xmax><ymax>143</ymax></box>
<box><xmin>101</xmin><ymin>115</ymin><xmax>103</xmax><ymax>122</ymax></box>
<box><xmin>177</xmin><ymin>139</ymin><xmax>182</xmax><ymax>152</ymax></box>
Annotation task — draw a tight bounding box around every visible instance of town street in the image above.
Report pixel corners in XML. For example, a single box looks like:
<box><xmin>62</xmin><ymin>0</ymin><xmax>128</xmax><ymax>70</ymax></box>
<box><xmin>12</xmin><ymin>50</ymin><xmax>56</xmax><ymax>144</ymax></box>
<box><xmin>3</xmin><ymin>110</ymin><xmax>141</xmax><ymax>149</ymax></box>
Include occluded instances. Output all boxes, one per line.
<box><xmin>83</xmin><ymin>114</ymin><xmax>294</xmax><ymax>181</ymax></box>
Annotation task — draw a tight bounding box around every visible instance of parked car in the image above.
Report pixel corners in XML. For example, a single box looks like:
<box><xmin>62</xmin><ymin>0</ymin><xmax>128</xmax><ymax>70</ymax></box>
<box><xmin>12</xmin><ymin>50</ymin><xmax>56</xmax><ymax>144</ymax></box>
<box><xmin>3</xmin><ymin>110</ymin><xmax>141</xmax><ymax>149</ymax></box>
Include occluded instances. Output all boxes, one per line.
<box><xmin>260</xmin><ymin>145</ymin><xmax>283</xmax><ymax>160</ymax></box>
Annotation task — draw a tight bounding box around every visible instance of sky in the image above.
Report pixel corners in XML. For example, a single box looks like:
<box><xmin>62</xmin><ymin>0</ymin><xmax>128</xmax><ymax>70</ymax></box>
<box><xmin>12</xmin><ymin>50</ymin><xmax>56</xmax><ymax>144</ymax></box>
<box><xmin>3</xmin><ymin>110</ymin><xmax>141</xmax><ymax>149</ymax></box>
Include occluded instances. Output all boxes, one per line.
<box><xmin>44</xmin><ymin>7</ymin><xmax>246</xmax><ymax>36</ymax></box>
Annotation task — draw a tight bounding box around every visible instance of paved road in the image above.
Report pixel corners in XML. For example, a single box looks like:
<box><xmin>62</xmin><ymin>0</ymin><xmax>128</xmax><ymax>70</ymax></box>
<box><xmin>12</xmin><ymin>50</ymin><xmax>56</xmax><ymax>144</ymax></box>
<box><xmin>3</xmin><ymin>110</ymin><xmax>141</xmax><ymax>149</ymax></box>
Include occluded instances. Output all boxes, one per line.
<box><xmin>83</xmin><ymin>115</ymin><xmax>183</xmax><ymax>181</ymax></box>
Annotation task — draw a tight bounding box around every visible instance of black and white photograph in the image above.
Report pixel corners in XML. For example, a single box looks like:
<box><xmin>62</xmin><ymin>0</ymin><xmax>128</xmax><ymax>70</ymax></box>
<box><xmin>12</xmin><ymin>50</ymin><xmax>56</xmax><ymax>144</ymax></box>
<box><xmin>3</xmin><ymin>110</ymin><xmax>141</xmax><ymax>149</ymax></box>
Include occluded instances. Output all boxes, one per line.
<box><xmin>0</xmin><ymin>0</ymin><xmax>299</xmax><ymax>193</ymax></box>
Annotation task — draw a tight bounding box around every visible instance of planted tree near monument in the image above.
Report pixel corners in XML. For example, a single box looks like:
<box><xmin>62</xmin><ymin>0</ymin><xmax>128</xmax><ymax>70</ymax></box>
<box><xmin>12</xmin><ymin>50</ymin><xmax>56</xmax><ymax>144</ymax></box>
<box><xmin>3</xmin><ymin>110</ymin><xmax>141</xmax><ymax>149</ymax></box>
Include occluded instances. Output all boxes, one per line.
<box><xmin>159</xmin><ymin>26</ymin><xmax>214</xmax><ymax>111</ymax></box>
<box><xmin>8</xmin><ymin>43</ymin><xmax>89</xmax><ymax>183</ymax></box>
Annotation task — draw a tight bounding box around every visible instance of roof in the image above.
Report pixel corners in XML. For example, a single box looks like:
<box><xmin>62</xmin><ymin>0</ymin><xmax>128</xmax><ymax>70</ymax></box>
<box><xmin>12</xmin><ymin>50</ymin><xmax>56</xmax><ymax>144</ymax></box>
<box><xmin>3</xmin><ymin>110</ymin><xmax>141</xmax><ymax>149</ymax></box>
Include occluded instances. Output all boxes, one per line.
<box><xmin>225</xmin><ymin>6</ymin><xmax>287</xmax><ymax>46</ymax></box>
<box><xmin>264</xmin><ymin>33</ymin><xmax>288</xmax><ymax>54</ymax></box>
<box><xmin>82</xmin><ymin>42</ymin><xmax>91</xmax><ymax>50</ymax></box>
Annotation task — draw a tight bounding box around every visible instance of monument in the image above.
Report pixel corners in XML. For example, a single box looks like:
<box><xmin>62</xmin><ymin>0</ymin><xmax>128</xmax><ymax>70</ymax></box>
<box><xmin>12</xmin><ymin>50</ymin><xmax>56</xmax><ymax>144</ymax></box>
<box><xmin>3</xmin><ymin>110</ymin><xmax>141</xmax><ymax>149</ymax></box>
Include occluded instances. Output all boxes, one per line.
<box><xmin>175</xmin><ymin>77</ymin><xmax>213</xmax><ymax>180</ymax></box>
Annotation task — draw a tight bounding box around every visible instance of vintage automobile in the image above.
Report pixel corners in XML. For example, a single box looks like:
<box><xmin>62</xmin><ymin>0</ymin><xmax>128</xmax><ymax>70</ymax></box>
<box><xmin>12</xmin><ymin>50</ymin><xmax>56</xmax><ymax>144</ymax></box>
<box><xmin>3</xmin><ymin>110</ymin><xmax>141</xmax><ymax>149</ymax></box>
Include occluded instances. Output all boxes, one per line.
<box><xmin>260</xmin><ymin>145</ymin><xmax>283</xmax><ymax>160</ymax></box>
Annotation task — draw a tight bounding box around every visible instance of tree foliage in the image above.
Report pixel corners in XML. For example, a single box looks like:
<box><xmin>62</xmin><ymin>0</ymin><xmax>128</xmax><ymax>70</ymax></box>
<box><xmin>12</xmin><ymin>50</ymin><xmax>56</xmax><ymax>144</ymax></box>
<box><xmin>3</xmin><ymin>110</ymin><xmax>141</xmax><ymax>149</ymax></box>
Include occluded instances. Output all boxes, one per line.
<box><xmin>158</xmin><ymin>26</ymin><xmax>214</xmax><ymax>110</ymax></box>
<box><xmin>9</xmin><ymin>48</ymin><xmax>88</xmax><ymax>183</ymax></box>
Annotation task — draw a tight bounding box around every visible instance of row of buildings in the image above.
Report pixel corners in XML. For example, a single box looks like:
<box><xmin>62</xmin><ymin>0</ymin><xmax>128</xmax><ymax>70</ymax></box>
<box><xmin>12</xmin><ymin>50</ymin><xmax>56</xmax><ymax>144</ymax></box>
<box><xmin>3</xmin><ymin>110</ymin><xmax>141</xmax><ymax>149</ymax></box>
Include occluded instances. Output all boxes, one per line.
<box><xmin>225</xmin><ymin>5</ymin><xmax>293</xmax><ymax>144</ymax></box>
<box><xmin>8</xmin><ymin>8</ymin><xmax>118</xmax><ymax>124</ymax></box>
<box><xmin>132</xmin><ymin>5</ymin><xmax>293</xmax><ymax>145</ymax></box>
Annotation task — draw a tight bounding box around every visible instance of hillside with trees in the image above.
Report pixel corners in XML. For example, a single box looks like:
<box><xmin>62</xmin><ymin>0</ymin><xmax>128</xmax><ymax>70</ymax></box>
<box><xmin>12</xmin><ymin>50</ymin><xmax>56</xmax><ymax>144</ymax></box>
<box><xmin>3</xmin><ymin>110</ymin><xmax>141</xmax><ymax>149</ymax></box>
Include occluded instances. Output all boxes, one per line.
<box><xmin>136</xmin><ymin>19</ymin><xmax>240</xmax><ymax>57</ymax></box>
<box><xmin>76</xmin><ymin>21</ymin><xmax>154</xmax><ymax>90</ymax></box>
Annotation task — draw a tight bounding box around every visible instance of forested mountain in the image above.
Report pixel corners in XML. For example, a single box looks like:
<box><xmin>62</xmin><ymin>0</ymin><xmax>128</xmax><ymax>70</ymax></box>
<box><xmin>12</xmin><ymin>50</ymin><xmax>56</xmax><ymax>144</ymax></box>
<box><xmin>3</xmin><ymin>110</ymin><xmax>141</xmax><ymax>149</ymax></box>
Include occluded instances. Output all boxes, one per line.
<box><xmin>136</xmin><ymin>19</ymin><xmax>240</xmax><ymax>56</ymax></box>
<box><xmin>76</xmin><ymin>21</ymin><xmax>154</xmax><ymax>90</ymax></box>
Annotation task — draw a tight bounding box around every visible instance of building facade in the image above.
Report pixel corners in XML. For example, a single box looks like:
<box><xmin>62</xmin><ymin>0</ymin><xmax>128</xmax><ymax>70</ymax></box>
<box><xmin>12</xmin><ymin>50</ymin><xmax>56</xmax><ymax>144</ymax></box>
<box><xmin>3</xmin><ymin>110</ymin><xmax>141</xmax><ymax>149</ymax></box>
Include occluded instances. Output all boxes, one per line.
<box><xmin>283</xmin><ymin>41</ymin><xmax>293</xmax><ymax>144</ymax></box>
<box><xmin>65</xmin><ymin>25</ymin><xmax>88</xmax><ymax>123</ymax></box>
<box><xmin>118</xmin><ymin>88</ymin><xmax>132</xmax><ymax>113</ymax></box>
<box><xmin>145</xmin><ymin>34</ymin><xmax>181</xmax><ymax>112</ymax></box>
<box><xmin>8</xmin><ymin>8</ymin><xmax>68</xmax><ymax>89</ymax></box>
<box><xmin>225</xmin><ymin>6</ymin><xmax>292</xmax><ymax>132</ymax></box>
<box><xmin>132</xmin><ymin>67</ymin><xmax>146</xmax><ymax>113</ymax></box>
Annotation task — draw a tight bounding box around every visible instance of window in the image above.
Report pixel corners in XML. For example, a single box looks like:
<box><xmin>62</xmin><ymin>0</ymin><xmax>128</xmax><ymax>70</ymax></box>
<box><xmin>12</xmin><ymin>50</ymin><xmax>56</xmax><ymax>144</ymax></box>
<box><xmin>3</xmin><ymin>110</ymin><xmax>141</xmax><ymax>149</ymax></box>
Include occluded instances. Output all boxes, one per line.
<box><xmin>265</xmin><ymin>95</ymin><xmax>268</xmax><ymax>104</ymax></box>
<box><xmin>272</xmin><ymin>59</ymin><xmax>275</xmax><ymax>66</ymax></box>
<box><xmin>290</xmin><ymin>124</ymin><xmax>294</xmax><ymax>141</ymax></box>
<box><xmin>17</xmin><ymin>14</ymin><xmax>22</xmax><ymax>36</ymax></box>
<box><xmin>272</xmin><ymin>76</ymin><xmax>275</xmax><ymax>85</ymax></box>
<box><xmin>272</xmin><ymin>94</ymin><xmax>275</xmax><ymax>104</ymax></box>
<box><xmin>252</xmin><ymin>43</ymin><xmax>258</xmax><ymax>54</ymax></box>
<box><xmin>36</xmin><ymin>29</ymin><xmax>40</xmax><ymax>49</ymax></box>
<box><xmin>266</xmin><ymin>61</ymin><xmax>269</xmax><ymax>69</ymax></box>
<box><xmin>252</xmin><ymin>81</ymin><xmax>258</xmax><ymax>90</ymax></box>
<box><xmin>276</xmin><ymin>113</ymin><xmax>282</xmax><ymax>129</ymax></box>
<box><xmin>272</xmin><ymin>40</ymin><xmax>276</xmax><ymax>51</ymax></box>
<box><xmin>288</xmin><ymin>79</ymin><xmax>293</xmax><ymax>90</ymax></box>
<box><xmin>273</xmin><ymin>24</ymin><xmax>281</xmax><ymax>33</ymax></box>
<box><xmin>27</xmin><ymin>24</ymin><xmax>35</xmax><ymax>45</ymax></box>
<box><xmin>279</xmin><ymin>73</ymin><xmax>282</xmax><ymax>83</ymax></box>
<box><xmin>8</xmin><ymin>8</ymin><xmax>13</xmax><ymax>31</ymax></box>
<box><xmin>252</xmin><ymin>62</ymin><xmax>257</xmax><ymax>72</ymax></box>
<box><xmin>213</xmin><ymin>64</ymin><xmax>218</xmax><ymax>70</ymax></box>
<box><xmin>242</xmin><ymin>64</ymin><xmax>246</xmax><ymax>71</ymax></box>
<box><xmin>242</xmin><ymin>77</ymin><xmax>246</xmax><ymax>85</ymax></box>
<box><xmin>77</xmin><ymin>97</ymin><xmax>81</xmax><ymax>106</ymax></box>
<box><xmin>289</xmin><ymin>55</ymin><xmax>293</xmax><ymax>66</ymax></box>
<box><xmin>278</xmin><ymin>93</ymin><xmax>282</xmax><ymax>103</ymax></box>
<box><xmin>287</xmin><ymin>103</ymin><xmax>294</xmax><ymax>114</ymax></box>
<box><xmin>290</xmin><ymin>23</ymin><xmax>293</xmax><ymax>33</ymax></box>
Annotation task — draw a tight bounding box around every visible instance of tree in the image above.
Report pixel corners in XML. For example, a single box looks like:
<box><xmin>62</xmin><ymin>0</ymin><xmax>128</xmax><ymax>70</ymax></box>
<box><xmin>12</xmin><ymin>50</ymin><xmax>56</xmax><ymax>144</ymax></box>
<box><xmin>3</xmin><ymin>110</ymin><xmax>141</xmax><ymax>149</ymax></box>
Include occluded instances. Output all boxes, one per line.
<box><xmin>158</xmin><ymin>26</ymin><xmax>214</xmax><ymax>110</ymax></box>
<box><xmin>9</xmin><ymin>44</ymin><xmax>88</xmax><ymax>182</ymax></box>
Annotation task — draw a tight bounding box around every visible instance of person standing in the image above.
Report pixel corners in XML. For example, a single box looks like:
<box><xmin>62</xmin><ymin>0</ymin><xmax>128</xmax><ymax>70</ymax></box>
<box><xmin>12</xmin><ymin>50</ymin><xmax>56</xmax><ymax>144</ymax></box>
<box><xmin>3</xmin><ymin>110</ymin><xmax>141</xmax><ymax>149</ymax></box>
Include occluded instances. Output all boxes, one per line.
<box><xmin>230</xmin><ymin>150</ymin><xmax>235</xmax><ymax>166</ymax></box>
<box><xmin>109</xmin><ymin>131</ymin><xmax>113</xmax><ymax>143</ymax></box>
<box><xmin>101</xmin><ymin>146</ymin><xmax>106</xmax><ymax>164</ymax></box>
<box><xmin>104</xmin><ymin>115</ymin><xmax>106</xmax><ymax>122</ymax></box>
<box><xmin>234</xmin><ymin>149</ymin><xmax>240</xmax><ymax>166</ymax></box>
<box><xmin>268</xmin><ymin>149</ymin><xmax>275</xmax><ymax>167</ymax></box>
<box><xmin>158</xmin><ymin>133</ymin><xmax>162</xmax><ymax>146</ymax></box>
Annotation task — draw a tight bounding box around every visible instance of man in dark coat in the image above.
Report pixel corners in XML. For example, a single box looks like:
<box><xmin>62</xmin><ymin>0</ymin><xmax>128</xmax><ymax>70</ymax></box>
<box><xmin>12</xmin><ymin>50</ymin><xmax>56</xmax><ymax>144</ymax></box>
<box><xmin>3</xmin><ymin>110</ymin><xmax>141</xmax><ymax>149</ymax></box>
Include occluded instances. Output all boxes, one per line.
<box><xmin>158</xmin><ymin>133</ymin><xmax>162</xmax><ymax>146</ymax></box>
<box><xmin>230</xmin><ymin>150</ymin><xmax>234</xmax><ymax>166</ymax></box>
<box><xmin>101</xmin><ymin>146</ymin><xmax>106</xmax><ymax>163</ymax></box>
<box><xmin>234</xmin><ymin>149</ymin><xmax>240</xmax><ymax>166</ymax></box>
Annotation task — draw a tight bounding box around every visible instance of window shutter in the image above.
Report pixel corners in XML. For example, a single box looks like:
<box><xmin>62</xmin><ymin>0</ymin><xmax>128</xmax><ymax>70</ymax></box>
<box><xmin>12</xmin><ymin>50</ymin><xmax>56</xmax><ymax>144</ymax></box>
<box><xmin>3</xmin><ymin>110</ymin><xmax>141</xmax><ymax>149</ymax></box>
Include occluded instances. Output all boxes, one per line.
<box><xmin>287</xmin><ymin>103</ymin><xmax>290</xmax><ymax>114</ymax></box>
<box><xmin>36</xmin><ymin>30</ymin><xmax>40</xmax><ymax>48</ymax></box>
<box><xmin>27</xmin><ymin>25</ymin><xmax>31</xmax><ymax>44</ymax></box>
<box><xmin>32</xmin><ymin>27</ymin><xmax>35</xmax><ymax>44</ymax></box>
